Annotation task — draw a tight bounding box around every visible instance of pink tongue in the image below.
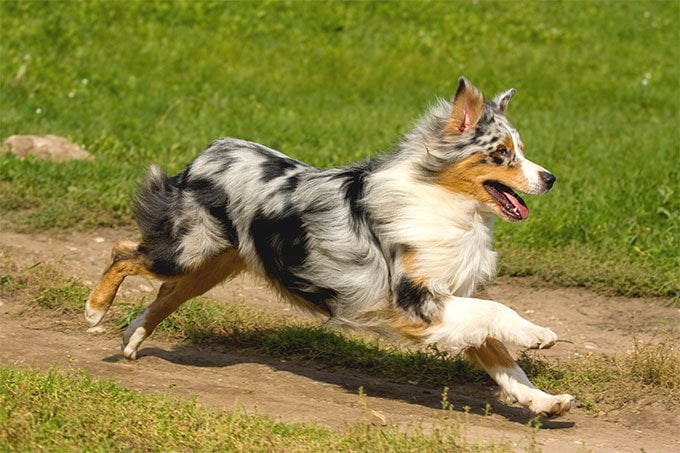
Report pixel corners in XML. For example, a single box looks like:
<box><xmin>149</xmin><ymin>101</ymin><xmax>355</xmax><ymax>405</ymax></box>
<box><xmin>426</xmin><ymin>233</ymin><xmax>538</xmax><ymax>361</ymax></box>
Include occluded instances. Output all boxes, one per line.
<box><xmin>503</xmin><ymin>190</ymin><xmax>529</xmax><ymax>219</ymax></box>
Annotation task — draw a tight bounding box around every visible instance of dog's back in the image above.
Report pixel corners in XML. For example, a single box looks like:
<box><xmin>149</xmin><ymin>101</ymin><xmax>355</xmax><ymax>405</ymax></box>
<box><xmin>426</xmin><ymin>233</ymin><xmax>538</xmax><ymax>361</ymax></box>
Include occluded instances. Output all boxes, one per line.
<box><xmin>135</xmin><ymin>138</ymin><xmax>390</xmax><ymax>318</ymax></box>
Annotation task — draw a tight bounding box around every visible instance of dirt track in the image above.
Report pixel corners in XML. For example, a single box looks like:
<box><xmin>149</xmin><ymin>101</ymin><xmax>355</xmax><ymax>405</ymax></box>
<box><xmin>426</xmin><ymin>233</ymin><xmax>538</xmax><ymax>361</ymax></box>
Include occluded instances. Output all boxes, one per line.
<box><xmin>2</xmin><ymin>228</ymin><xmax>679</xmax><ymax>452</ymax></box>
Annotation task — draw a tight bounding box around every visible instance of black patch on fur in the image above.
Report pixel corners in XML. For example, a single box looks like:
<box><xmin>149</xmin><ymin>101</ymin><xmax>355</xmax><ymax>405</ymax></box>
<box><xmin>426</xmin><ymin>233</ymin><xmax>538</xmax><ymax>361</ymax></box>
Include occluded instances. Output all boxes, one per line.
<box><xmin>250</xmin><ymin>208</ymin><xmax>337</xmax><ymax>314</ymax></box>
<box><xmin>203</xmin><ymin>145</ymin><xmax>237</xmax><ymax>176</ymax></box>
<box><xmin>187</xmin><ymin>177</ymin><xmax>239</xmax><ymax>247</ymax></box>
<box><xmin>133</xmin><ymin>164</ymin><xmax>241</xmax><ymax>278</ymax></box>
<box><xmin>334</xmin><ymin>167</ymin><xmax>369</xmax><ymax>227</ymax></box>
<box><xmin>171</xmin><ymin>163</ymin><xmax>192</xmax><ymax>189</ymax></box>
<box><xmin>453</xmin><ymin>139</ymin><xmax>475</xmax><ymax>151</ymax></box>
<box><xmin>395</xmin><ymin>276</ymin><xmax>433</xmax><ymax>323</ymax></box>
<box><xmin>488</xmin><ymin>151</ymin><xmax>505</xmax><ymax>165</ymax></box>
<box><xmin>260</xmin><ymin>156</ymin><xmax>300</xmax><ymax>182</ymax></box>
<box><xmin>282</xmin><ymin>173</ymin><xmax>300</xmax><ymax>192</ymax></box>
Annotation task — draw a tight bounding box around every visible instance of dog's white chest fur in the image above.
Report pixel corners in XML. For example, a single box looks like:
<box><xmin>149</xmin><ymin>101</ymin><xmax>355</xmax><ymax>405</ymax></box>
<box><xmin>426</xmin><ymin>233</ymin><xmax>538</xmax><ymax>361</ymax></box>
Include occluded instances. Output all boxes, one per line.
<box><xmin>432</xmin><ymin>211</ymin><xmax>497</xmax><ymax>297</ymax></box>
<box><xmin>369</xmin><ymin>164</ymin><xmax>498</xmax><ymax>298</ymax></box>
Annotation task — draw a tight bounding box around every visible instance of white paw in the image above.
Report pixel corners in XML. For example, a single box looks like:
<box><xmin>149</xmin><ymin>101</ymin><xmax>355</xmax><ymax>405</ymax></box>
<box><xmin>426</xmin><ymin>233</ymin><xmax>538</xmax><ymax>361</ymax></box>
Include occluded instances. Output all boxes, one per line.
<box><xmin>85</xmin><ymin>298</ymin><xmax>106</xmax><ymax>327</ymax></box>
<box><xmin>529</xmin><ymin>393</ymin><xmax>574</xmax><ymax>417</ymax></box>
<box><xmin>516</xmin><ymin>323</ymin><xmax>557</xmax><ymax>350</ymax></box>
<box><xmin>121</xmin><ymin>317</ymin><xmax>147</xmax><ymax>360</ymax></box>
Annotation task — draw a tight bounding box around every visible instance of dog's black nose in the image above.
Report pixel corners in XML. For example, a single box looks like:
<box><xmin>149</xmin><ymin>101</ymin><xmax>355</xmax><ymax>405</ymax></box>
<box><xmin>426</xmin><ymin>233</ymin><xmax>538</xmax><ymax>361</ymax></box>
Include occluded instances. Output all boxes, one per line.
<box><xmin>540</xmin><ymin>171</ymin><xmax>556</xmax><ymax>189</ymax></box>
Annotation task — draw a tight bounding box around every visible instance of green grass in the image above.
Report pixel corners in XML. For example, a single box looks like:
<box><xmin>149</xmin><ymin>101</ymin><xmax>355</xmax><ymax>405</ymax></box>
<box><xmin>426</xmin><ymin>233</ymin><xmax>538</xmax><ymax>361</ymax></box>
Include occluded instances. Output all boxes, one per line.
<box><xmin>0</xmin><ymin>366</ymin><xmax>516</xmax><ymax>452</ymax></box>
<box><xmin>0</xmin><ymin>1</ymin><xmax>678</xmax><ymax>298</ymax></box>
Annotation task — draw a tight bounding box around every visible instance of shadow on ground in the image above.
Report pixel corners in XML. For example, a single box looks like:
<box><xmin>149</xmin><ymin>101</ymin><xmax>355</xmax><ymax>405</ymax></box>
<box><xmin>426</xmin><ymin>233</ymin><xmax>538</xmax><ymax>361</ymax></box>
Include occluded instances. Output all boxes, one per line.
<box><xmin>104</xmin><ymin>341</ymin><xmax>575</xmax><ymax>430</ymax></box>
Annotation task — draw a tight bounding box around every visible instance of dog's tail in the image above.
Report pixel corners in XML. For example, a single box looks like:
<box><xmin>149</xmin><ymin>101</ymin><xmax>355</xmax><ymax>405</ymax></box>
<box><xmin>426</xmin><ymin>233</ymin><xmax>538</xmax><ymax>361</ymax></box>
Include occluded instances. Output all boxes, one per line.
<box><xmin>134</xmin><ymin>164</ymin><xmax>177</xmax><ymax>232</ymax></box>
<box><xmin>132</xmin><ymin>165</ymin><xmax>186</xmax><ymax>276</ymax></box>
<box><xmin>134</xmin><ymin>165</ymin><xmax>179</xmax><ymax>246</ymax></box>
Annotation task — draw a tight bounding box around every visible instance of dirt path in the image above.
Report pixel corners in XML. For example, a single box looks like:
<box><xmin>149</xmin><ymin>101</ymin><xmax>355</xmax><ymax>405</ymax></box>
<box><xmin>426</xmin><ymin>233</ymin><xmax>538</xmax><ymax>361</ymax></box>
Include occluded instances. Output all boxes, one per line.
<box><xmin>2</xmin><ymin>228</ymin><xmax>679</xmax><ymax>452</ymax></box>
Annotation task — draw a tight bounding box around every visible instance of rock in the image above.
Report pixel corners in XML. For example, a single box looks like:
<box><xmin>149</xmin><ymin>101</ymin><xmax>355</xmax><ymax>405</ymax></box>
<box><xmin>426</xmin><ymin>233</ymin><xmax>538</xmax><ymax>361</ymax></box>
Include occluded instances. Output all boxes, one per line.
<box><xmin>370</xmin><ymin>410</ymin><xmax>388</xmax><ymax>426</ymax></box>
<box><xmin>87</xmin><ymin>326</ymin><xmax>106</xmax><ymax>334</ymax></box>
<box><xmin>2</xmin><ymin>134</ymin><xmax>92</xmax><ymax>162</ymax></box>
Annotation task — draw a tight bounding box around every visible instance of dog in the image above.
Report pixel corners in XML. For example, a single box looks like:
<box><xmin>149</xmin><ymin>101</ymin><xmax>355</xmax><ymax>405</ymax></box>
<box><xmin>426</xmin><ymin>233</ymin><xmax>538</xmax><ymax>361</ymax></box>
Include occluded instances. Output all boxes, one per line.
<box><xmin>85</xmin><ymin>77</ymin><xmax>573</xmax><ymax>417</ymax></box>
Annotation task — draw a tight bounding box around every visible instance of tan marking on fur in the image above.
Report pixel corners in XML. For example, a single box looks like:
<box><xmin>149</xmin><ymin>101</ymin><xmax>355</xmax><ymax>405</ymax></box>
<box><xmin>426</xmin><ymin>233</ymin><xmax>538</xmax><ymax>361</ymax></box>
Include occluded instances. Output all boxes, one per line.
<box><xmin>402</xmin><ymin>249</ymin><xmax>427</xmax><ymax>286</ymax></box>
<box><xmin>87</xmin><ymin>268</ymin><xmax>126</xmax><ymax>313</ymax></box>
<box><xmin>87</xmin><ymin>240</ymin><xmax>178</xmax><ymax>314</ymax></box>
<box><xmin>467</xmin><ymin>337</ymin><xmax>516</xmax><ymax>369</ymax></box>
<box><xmin>111</xmin><ymin>239</ymin><xmax>138</xmax><ymax>261</ymax></box>
<box><xmin>437</xmin><ymin>153</ymin><xmax>529</xmax><ymax>203</ymax></box>
<box><xmin>519</xmin><ymin>139</ymin><xmax>525</xmax><ymax>151</ymax></box>
<box><xmin>141</xmin><ymin>250</ymin><xmax>245</xmax><ymax>333</ymax></box>
<box><xmin>390</xmin><ymin>317</ymin><xmax>436</xmax><ymax>341</ymax></box>
<box><xmin>444</xmin><ymin>83</ymin><xmax>484</xmax><ymax>135</ymax></box>
<box><xmin>501</xmin><ymin>136</ymin><xmax>515</xmax><ymax>151</ymax></box>
<box><xmin>386</xmin><ymin>306</ymin><xmax>443</xmax><ymax>341</ymax></box>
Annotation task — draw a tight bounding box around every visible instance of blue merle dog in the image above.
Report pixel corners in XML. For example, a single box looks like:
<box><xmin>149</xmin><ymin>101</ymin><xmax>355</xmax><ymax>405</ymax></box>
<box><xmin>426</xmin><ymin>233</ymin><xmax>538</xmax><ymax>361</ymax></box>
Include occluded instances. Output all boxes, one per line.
<box><xmin>85</xmin><ymin>78</ymin><xmax>572</xmax><ymax>417</ymax></box>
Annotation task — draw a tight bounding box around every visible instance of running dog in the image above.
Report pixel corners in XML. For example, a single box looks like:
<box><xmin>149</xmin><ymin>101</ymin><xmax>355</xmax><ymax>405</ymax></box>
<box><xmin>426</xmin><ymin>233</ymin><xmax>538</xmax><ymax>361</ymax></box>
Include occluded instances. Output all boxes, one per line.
<box><xmin>85</xmin><ymin>77</ymin><xmax>573</xmax><ymax>417</ymax></box>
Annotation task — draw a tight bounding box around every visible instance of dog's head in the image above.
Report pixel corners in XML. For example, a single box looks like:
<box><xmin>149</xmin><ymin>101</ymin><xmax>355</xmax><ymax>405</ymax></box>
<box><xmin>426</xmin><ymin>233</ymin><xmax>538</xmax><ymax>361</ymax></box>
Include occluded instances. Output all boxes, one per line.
<box><xmin>422</xmin><ymin>77</ymin><xmax>555</xmax><ymax>222</ymax></box>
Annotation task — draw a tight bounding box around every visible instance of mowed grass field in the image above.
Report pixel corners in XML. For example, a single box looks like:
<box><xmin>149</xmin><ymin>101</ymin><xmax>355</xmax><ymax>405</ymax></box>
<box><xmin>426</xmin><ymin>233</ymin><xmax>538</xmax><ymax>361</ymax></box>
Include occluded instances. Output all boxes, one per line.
<box><xmin>1</xmin><ymin>0</ymin><xmax>678</xmax><ymax>300</ymax></box>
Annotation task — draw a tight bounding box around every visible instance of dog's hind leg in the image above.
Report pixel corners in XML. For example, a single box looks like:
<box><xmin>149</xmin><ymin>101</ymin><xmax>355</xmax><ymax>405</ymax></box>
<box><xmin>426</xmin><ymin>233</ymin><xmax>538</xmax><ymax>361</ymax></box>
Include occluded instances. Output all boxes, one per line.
<box><xmin>121</xmin><ymin>250</ymin><xmax>244</xmax><ymax>360</ymax></box>
<box><xmin>467</xmin><ymin>338</ymin><xmax>574</xmax><ymax>417</ymax></box>
<box><xmin>85</xmin><ymin>240</ymin><xmax>168</xmax><ymax>326</ymax></box>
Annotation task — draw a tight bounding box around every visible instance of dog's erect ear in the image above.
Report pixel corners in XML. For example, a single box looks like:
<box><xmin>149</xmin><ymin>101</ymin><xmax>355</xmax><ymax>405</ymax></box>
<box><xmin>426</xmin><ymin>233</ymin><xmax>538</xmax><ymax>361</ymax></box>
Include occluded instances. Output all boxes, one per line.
<box><xmin>492</xmin><ymin>88</ymin><xmax>516</xmax><ymax>114</ymax></box>
<box><xmin>444</xmin><ymin>77</ymin><xmax>485</xmax><ymax>135</ymax></box>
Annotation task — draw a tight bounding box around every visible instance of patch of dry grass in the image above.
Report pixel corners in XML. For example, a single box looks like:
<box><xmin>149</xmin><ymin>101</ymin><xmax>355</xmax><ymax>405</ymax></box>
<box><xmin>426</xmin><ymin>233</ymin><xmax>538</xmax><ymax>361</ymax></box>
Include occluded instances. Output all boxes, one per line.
<box><xmin>521</xmin><ymin>335</ymin><xmax>680</xmax><ymax>414</ymax></box>
<box><xmin>0</xmin><ymin>251</ymin><xmax>86</xmax><ymax>315</ymax></box>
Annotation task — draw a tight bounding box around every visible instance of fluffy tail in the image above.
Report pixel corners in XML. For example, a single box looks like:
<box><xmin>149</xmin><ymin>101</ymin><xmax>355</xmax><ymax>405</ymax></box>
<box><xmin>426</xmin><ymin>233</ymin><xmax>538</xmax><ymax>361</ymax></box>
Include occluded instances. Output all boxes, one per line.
<box><xmin>133</xmin><ymin>165</ymin><xmax>185</xmax><ymax>276</ymax></box>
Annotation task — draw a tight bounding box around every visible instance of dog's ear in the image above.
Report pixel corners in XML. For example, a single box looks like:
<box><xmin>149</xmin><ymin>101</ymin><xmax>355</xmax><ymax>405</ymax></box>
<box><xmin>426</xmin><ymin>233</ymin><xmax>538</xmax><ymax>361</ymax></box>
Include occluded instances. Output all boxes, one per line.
<box><xmin>492</xmin><ymin>88</ymin><xmax>516</xmax><ymax>114</ymax></box>
<box><xmin>444</xmin><ymin>77</ymin><xmax>485</xmax><ymax>135</ymax></box>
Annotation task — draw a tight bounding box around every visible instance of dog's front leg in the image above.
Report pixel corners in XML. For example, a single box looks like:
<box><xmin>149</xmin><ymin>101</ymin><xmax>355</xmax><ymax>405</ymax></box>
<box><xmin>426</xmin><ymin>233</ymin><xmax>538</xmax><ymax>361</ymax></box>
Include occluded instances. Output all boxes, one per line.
<box><xmin>468</xmin><ymin>337</ymin><xmax>574</xmax><ymax>417</ymax></box>
<box><xmin>423</xmin><ymin>297</ymin><xmax>574</xmax><ymax>416</ymax></box>
<box><xmin>424</xmin><ymin>296</ymin><xmax>557</xmax><ymax>350</ymax></box>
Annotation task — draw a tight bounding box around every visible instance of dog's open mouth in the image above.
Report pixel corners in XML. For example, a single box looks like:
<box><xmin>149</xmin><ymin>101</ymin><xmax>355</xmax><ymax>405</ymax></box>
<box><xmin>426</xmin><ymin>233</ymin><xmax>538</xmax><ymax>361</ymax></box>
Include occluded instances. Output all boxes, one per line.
<box><xmin>483</xmin><ymin>181</ymin><xmax>529</xmax><ymax>221</ymax></box>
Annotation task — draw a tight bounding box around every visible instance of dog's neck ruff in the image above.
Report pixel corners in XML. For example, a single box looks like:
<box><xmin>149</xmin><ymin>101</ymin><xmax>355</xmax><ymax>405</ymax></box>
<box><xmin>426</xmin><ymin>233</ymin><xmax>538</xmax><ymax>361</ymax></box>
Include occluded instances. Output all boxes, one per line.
<box><xmin>367</xmin><ymin>160</ymin><xmax>497</xmax><ymax>298</ymax></box>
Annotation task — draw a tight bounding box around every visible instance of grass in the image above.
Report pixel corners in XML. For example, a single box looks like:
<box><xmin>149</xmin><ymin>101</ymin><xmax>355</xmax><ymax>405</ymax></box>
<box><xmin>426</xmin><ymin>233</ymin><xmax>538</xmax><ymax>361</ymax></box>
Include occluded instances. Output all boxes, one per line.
<box><xmin>1</xmin><ymin>365</ymin><xmax>518</xmax><ymax>452</ymax></box>
<box><xmin>521</xmin><ymin>336</ymin><xmax>680</xmax><ymax>414</ymax></box>
<box><xmin>3</xmin><ymin>253</ymin><xmax>679</xmax><ymax>417</ymax></box>
<box><xmin>0</xmin><ymin>1</ymin><xmax>678</xmax><ymax>299</ymax></box>
<box><xmin>0</xmin><ymin>253</ymin><xmax>86</xmax><ymax>315</ymax></box>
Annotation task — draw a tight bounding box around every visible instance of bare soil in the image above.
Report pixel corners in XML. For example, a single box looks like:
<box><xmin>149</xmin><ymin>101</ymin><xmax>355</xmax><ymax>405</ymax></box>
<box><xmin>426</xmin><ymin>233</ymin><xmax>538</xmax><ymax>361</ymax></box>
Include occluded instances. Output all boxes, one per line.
<box><xmin>1</xmin><ymin>228</ymin><xmax>679</xmax><ymax>452</ymax></box>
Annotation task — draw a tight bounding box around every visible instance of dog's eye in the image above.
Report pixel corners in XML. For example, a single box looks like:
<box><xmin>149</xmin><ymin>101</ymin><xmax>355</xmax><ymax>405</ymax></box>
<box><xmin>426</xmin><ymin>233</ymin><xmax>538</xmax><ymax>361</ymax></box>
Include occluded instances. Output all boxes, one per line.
<box><xmin>496</xmin><ymin>146</ymin><xmax>510</xmax><ymax>156</ymax></box>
